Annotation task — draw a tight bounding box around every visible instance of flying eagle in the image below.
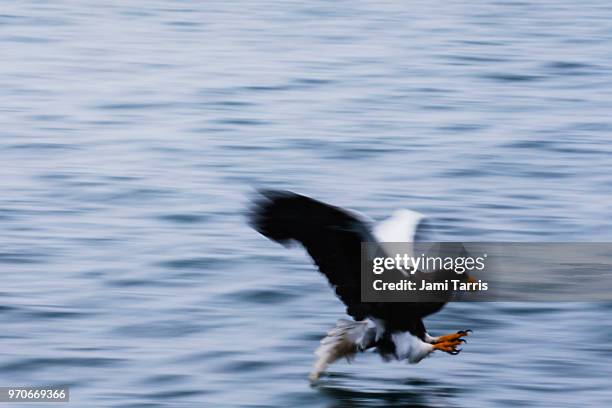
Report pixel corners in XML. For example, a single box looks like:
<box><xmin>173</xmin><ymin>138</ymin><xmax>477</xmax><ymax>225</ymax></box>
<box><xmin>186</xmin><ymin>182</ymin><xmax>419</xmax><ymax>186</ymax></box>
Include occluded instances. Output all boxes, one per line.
<box><xmin>249</xmin><ymin>190</ymin><xmax>475</xmax><ymax>382</ymax></box>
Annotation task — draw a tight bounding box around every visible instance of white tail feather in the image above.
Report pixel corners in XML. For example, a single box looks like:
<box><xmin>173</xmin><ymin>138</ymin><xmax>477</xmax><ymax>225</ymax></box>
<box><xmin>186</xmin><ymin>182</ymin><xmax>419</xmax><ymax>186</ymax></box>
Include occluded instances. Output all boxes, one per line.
<box><xmin>309</xmin><ymin>319</ymin><xmax>375</xmax><ymax>383</ymax></box>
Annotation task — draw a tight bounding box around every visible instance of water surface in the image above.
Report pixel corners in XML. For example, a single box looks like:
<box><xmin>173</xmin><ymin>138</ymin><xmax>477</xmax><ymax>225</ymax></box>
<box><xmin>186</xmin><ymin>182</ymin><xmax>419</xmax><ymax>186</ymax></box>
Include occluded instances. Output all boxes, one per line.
<box><xmin>2</xmin><ymin>1</ymin><xmax>612</xmax><ymax>407</ymax></box>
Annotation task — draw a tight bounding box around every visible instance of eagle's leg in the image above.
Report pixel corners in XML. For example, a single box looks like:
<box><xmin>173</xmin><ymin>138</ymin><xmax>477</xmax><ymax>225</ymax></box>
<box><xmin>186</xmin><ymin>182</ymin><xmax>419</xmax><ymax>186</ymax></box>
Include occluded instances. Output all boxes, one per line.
<box><xmin>432</xmin><ymin>338</ymin><xmax>465</xmax><ymax>355</ymax></box>
<box><xmin>425</xmin><ymin>329</ymin><xmax>471</xmax><ymax>344</ymax></box>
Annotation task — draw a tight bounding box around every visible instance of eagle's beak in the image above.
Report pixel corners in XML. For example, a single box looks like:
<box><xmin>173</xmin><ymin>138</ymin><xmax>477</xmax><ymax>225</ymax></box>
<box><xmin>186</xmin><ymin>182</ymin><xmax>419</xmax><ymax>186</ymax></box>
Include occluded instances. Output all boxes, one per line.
<box><xmin>467</xmin><ymin>275</ymin><xmax>479</xmax><ymax>291</ymax></box>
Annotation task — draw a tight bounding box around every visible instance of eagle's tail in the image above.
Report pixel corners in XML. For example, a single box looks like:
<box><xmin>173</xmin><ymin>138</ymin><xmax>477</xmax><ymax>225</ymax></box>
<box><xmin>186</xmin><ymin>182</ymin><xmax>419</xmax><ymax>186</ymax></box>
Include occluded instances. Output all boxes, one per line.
<box><xmin>309</xmin><ymin>319</ymin><xmax>376</xmax><ymax>383</ymax></box>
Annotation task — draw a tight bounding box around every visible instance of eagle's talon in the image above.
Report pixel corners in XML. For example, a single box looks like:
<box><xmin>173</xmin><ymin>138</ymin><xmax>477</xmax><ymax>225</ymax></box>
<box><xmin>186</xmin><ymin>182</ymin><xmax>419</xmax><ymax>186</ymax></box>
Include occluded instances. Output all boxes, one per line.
<box><xmin>432</xmin><ymin>339</ymin><xmax>465</xmax><ymax>354</ymax></box>
<box><xmin>434</xmin><ymin>330</ymin><xmax>472</xmax><ymax>344</ymax></box>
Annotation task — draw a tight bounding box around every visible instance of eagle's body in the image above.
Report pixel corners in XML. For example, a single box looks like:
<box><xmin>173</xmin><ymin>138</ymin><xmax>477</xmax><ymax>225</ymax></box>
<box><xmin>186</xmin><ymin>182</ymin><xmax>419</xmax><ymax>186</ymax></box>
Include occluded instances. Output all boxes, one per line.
<box><xmin>249</xmin><ymin>190</ymin><xmax>472</xmax><ymax>382</ymax></box>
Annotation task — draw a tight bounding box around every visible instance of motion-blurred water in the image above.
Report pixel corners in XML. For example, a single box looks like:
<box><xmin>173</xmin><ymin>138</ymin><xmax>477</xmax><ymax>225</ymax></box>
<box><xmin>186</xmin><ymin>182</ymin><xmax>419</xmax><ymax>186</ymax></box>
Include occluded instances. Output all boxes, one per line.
<box><xmin>2</xmin><ymin>1</ymin><xmax>612</xmax><ymax>407</ymax></box>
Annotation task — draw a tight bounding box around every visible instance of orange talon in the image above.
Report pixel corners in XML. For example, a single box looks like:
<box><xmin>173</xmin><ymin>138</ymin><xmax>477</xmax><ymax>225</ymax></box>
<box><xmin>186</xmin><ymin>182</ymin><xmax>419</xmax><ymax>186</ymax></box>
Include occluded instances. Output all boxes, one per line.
<box><xmin>434</xmin><ymin>330</ymin><xmax>471</xmax><ymax>344</ymax></box>
<box><xmin>432</xmin><ymin>339</ymin><xmax>465</xmax><ymax>354</ymax></box>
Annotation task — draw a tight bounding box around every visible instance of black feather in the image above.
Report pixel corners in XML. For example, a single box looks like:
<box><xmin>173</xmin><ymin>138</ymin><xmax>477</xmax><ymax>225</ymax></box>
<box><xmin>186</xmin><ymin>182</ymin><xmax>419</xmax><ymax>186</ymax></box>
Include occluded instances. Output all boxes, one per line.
<box><xmin>249</xmin><ymin>190</ymin><xmax>372</xmax><ymax>320</ymax></box>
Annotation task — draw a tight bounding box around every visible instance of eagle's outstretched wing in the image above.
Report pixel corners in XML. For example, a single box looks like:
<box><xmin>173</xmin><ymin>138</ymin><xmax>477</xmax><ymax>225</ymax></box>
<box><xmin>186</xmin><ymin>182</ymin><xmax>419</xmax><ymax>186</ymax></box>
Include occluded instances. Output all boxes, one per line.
<box><xmin>249</xmin><ymin>190</ymin><xmax>376</xmax><ymax>320</ymax></box>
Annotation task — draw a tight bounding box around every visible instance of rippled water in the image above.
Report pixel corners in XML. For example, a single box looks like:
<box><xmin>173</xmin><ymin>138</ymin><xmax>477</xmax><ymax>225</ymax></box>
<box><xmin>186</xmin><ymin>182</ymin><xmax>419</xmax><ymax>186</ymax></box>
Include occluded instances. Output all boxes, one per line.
<box><xmin>2</xmin><ymin>1</ymin><xmax>612</xmax><ymax>407</ymax></box>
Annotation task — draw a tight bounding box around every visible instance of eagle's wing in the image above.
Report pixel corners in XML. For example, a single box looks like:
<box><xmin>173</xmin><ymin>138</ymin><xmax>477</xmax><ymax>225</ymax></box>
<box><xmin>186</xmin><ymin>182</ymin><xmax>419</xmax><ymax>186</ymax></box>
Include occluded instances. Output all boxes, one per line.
<box><xmin>249</xmin><ymin>190</ymin><xmax>379</xmax><ymax>320</ymax></box>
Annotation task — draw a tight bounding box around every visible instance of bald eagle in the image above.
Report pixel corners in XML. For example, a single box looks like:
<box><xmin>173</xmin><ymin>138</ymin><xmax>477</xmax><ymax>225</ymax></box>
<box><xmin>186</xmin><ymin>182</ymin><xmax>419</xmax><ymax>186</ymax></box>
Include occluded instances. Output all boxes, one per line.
<box><xmin>249</xmin><ymin>190</ymin><xmax>474</xmax><ymax>382</ymax></box>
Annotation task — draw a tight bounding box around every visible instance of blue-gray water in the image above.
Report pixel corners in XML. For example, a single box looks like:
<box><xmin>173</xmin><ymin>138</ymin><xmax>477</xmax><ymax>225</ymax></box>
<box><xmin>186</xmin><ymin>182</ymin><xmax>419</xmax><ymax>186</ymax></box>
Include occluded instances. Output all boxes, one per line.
<box><xmin>2</xmin><ymin>1</ymin><xmax>612</xmax><ymax>407</ymax></box>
